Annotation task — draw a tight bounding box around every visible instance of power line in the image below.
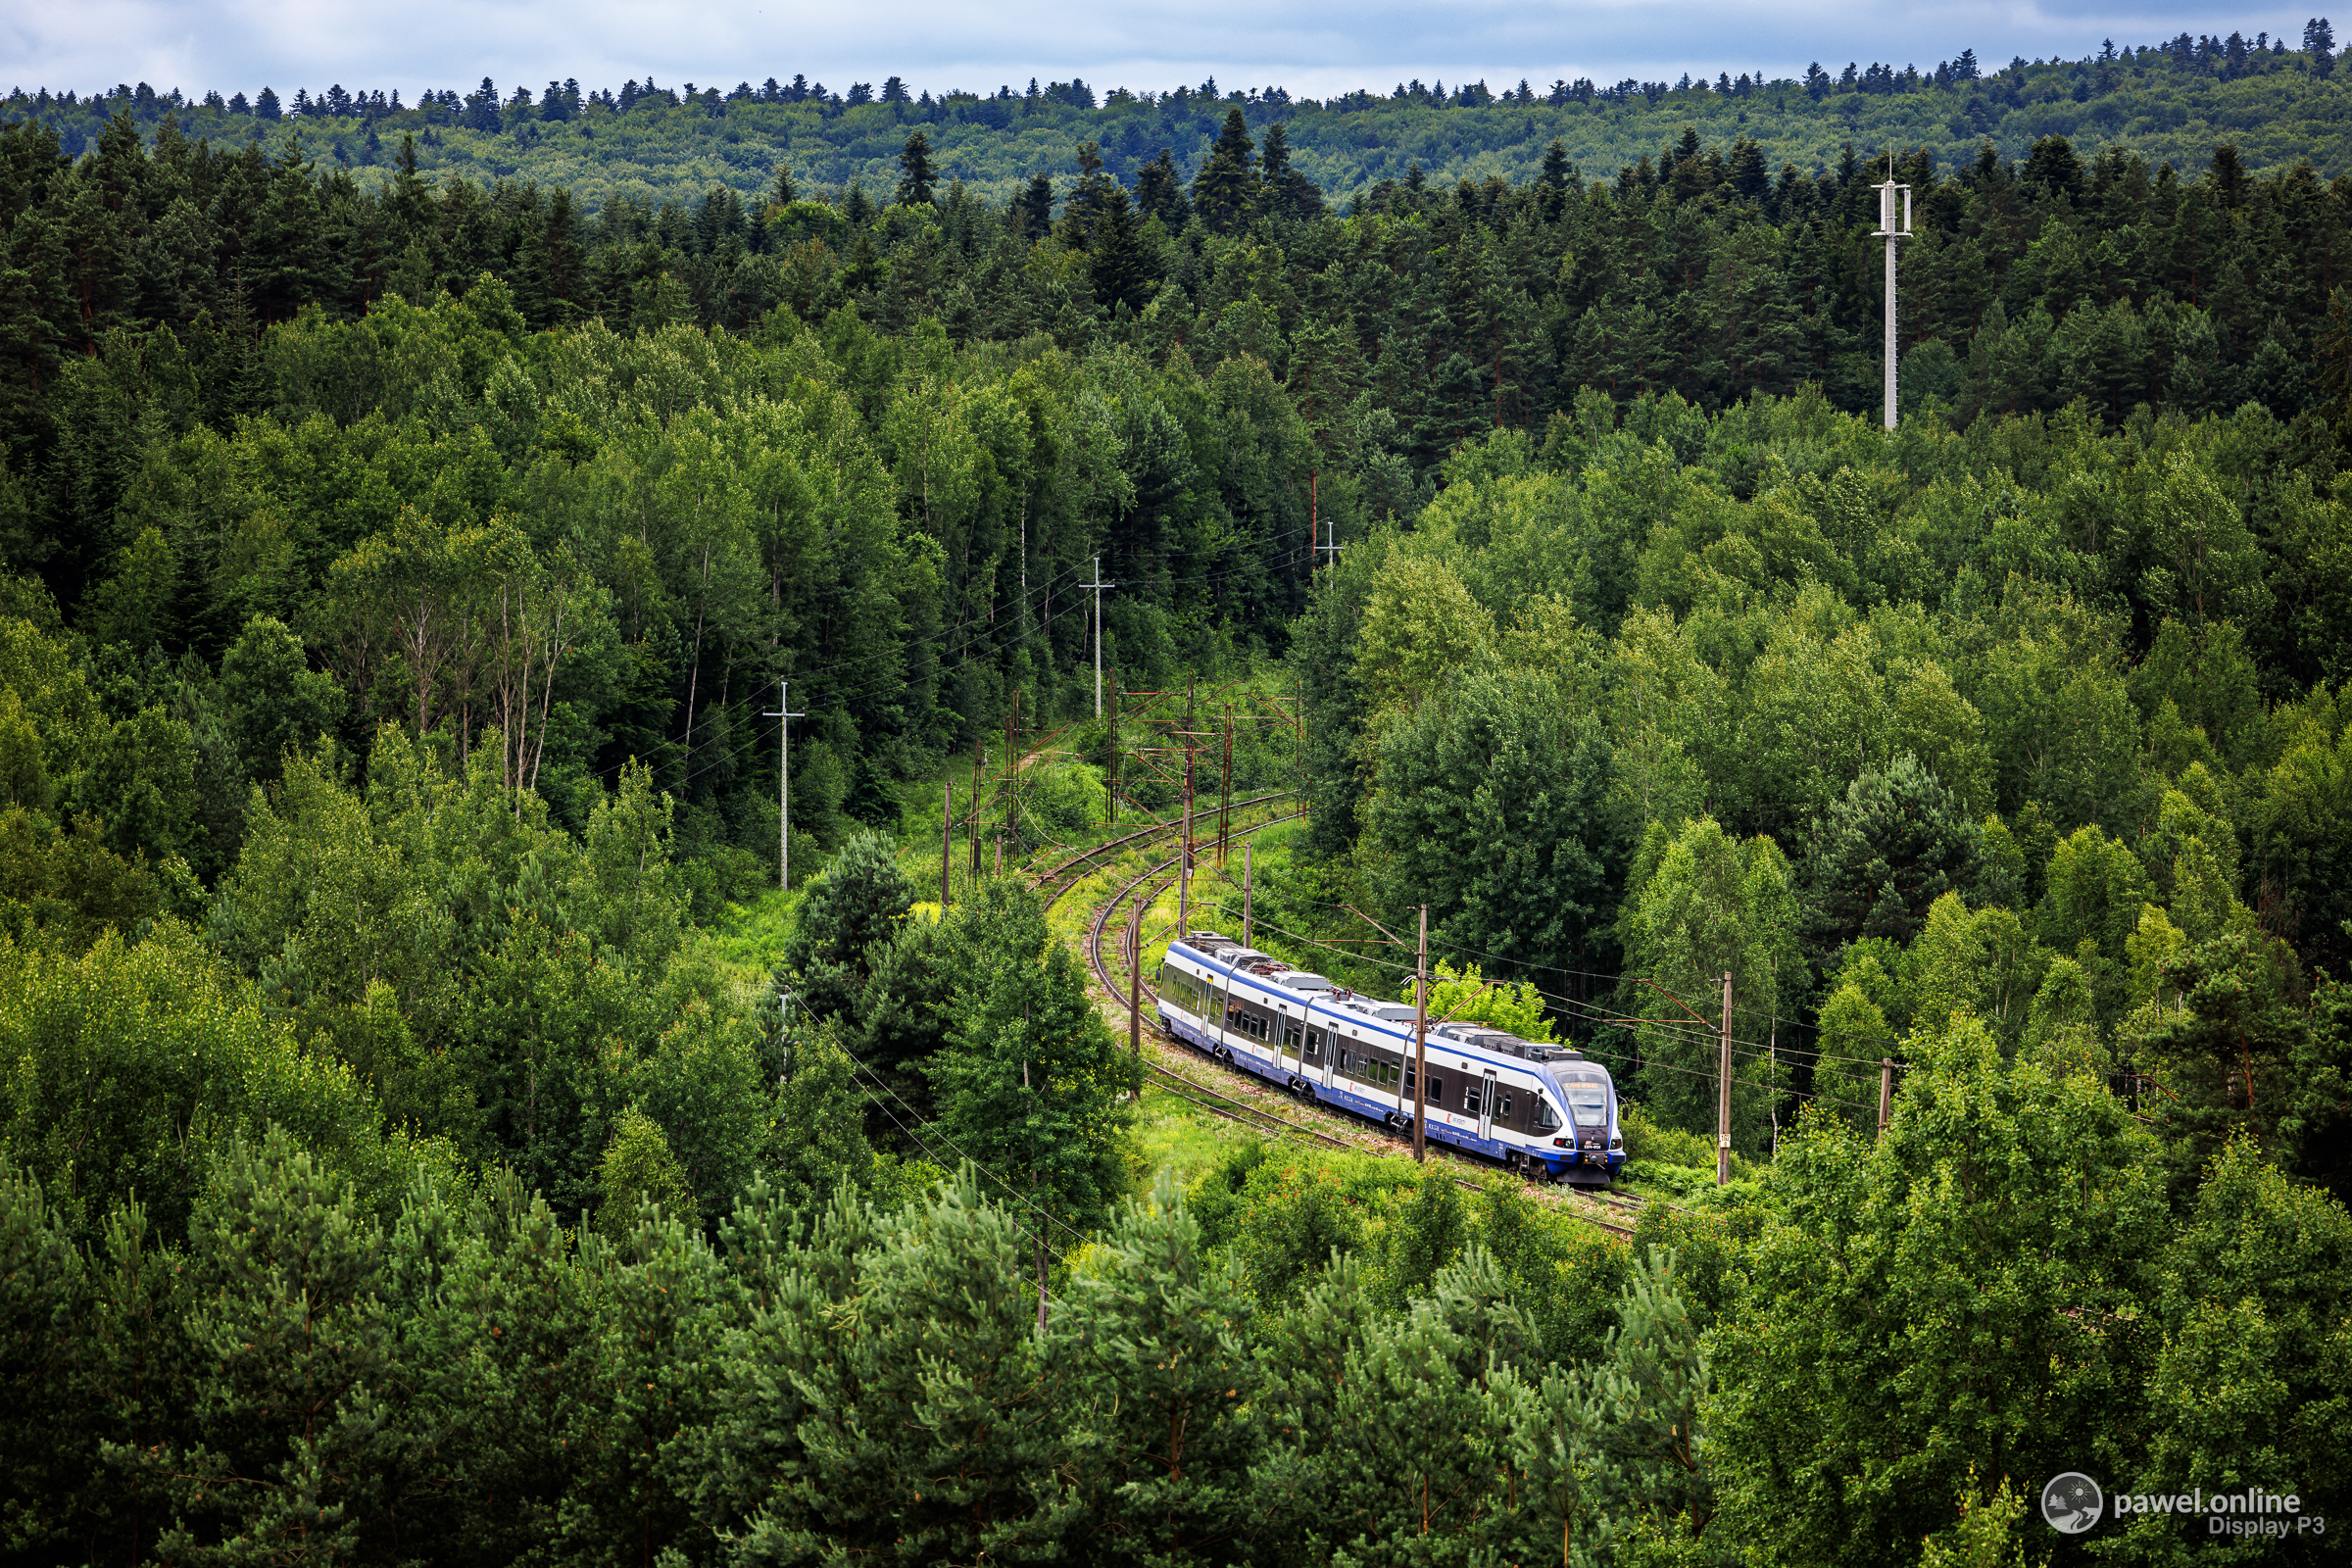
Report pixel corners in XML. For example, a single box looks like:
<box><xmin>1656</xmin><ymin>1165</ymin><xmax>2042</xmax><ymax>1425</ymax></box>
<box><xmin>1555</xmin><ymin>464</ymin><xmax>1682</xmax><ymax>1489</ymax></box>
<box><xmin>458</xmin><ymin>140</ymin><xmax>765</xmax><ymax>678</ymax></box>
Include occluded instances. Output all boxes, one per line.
<box><xmin>831</xmin><ymin>1033</ymin><xmax>1094</xmax><ymax>1254</ymax></box>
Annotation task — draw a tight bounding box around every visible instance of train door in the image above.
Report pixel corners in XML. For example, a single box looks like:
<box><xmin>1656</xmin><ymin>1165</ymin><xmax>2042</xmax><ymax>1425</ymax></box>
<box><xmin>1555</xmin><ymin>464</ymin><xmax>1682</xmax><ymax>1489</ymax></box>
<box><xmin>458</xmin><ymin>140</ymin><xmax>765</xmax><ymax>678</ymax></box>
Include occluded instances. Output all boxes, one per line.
<box><xmin>1478</xmin><ymin>1071</ymin><xmax>1496</xmax><ymax>1140</ymax></box>
<box><xmin>1310</xmin><ymin>1027</ymin><xmax>1333</xmax><ymax>1086</ymax></box>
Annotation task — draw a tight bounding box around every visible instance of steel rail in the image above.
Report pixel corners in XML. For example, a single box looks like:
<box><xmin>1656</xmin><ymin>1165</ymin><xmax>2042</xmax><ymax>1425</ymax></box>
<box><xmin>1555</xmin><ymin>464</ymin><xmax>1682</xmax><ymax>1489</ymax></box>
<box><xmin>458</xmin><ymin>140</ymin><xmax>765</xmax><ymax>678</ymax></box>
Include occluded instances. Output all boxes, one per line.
<box><xmin>1075</xmin><ymin>828</ymin><xmax>1634</xmax><ymax>1241</ymax></box>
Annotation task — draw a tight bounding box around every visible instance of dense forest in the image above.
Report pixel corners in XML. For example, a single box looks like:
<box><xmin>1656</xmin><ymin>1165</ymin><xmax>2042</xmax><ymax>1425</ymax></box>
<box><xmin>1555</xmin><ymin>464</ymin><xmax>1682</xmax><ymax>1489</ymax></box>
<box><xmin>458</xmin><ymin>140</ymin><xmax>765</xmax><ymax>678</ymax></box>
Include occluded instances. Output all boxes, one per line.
<box><xmin>2</xmin><ymin>52</ymin><xmax>2351</xmax><ymax>1567</ymax></box>
<box><xmin>9</xmin><ymin>24</ymin><xmax>2352</xmax><ymax>211</ymax></box>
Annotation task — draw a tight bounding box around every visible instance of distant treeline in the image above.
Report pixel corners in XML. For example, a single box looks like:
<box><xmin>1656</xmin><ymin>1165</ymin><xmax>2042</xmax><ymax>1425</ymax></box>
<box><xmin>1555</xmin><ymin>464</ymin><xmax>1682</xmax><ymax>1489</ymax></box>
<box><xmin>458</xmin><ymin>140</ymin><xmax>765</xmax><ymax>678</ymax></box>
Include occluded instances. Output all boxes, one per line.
<box><xmin>4</xmin><ymin>103</ymin><xmax>2346</xmax><ymax>530</ymax></box>
<box><xmin>7</xmin><ymin>24</ymin><xmax>2352</xmax><ymax>209</ymax></box>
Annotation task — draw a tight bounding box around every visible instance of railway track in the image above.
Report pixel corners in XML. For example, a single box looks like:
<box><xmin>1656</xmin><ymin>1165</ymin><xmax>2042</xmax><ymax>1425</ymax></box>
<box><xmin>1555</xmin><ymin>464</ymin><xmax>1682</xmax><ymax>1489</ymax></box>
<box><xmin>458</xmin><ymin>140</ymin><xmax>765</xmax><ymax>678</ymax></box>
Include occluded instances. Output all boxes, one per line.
<box><xmin>1073</xmin><ymin>831</ymin><xmax>1638</xmax><ymax>1241</ymax></box>
<box><xmin>1029</xmin><ymin>790</ymin><xmax>1298</xmax><ymax>914</ymax></box>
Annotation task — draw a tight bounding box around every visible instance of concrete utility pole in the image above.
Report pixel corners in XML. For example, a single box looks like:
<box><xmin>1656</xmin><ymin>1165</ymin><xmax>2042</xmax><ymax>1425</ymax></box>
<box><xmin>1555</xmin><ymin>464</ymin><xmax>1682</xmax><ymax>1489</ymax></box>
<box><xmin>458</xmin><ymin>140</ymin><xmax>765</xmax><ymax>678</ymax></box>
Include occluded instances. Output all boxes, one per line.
<box><xmin>763</xmin><ymin>681</ymin><xmax>807</xmax><ymax>889</ymax></box>
<box><xmin>1081</xmin><ymin>556</ymin><xmax>1115</xmax><ymax>717</ymax></box>
<box><xmin>1412</xmin><ymin>906</ymin><xmax>1430</xmax><ymax>1164</ymax></box>
<box><xmin>1874</xmin><ymin>152</ymin><xmax>1912</xmax><ymax>430</ymax></box>
<box><xmin>1106</xmin><ymin>670</ymin><xmax>1120</xmax><ymax>826</ymax></box>
<box><xmin>1879</xmin><ymin>1056</ymin><xmax>1894</xmax><ymax>1140</ymax></box>
<box><xmin>1717</xmin><ymin>971</ymin><xmax>1735</xmax><ymax>1187</ymax></box>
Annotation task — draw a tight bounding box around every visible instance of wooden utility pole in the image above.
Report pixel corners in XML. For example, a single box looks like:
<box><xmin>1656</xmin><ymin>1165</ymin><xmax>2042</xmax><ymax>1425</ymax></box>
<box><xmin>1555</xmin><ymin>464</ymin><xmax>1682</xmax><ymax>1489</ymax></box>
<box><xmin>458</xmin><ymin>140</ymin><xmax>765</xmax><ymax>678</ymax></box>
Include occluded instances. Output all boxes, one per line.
<box><xmin>1412</xmin><ymin>906</ymin><xmax>1430</xmax><ymax>1163</ymax></box>
<box><xmin>1128</xmin><ymin>908</ymin><xmax>1143</xmax><ymax>1102</ymax></box>
<box><xmin>762</xmin><ymin>680</ymin><xmax>806</xmax><ymax>889</ymax></box>
<box><xmin>1716</xmin><ymin>971</ymin><xmax>1734</xmax><ymax>1187</ymax></box>
<box><xmin>1878</xmin><ymin>1057</ymin><xmax>1894</xmax><ymax>1140</ymax></box>
<box><xmin>941</xmin><ymin>783</ymin><xmax>954</xmax><ymax>907</ymax></box>
<box><xmin>1242</xmin><ymin>839</ymin><xmax>1253</xmax><ymax>949</ymax></box>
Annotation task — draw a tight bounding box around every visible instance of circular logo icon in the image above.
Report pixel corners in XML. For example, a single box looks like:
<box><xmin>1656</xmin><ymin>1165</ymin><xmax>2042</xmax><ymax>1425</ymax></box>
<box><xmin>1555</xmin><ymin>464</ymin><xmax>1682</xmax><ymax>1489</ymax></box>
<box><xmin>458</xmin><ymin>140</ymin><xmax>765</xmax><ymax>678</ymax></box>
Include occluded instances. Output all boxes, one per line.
<box><xmin>2042</xmin><ymin>1472</ymin><xmax>2104</xmax><ymax>1535</ymax></box>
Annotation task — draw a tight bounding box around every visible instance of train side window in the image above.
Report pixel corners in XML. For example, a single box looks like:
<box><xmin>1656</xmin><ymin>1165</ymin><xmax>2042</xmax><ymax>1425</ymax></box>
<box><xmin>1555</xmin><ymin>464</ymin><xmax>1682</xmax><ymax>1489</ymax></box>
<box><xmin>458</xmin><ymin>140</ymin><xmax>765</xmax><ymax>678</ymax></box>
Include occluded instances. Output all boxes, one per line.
<box><xmin>1496</xmin><ymin>1090</ymin><xmax>1514</xmax><ymax>1119</ymax></box>
<box><xmin>1463</xmin><ymin>1082</ymin><xmax>1482</xmax><ymax>1115</ymax></box>
<box><xmin>1535</xmin><ymin>1099</ymin><xmax>1559</xmax><ymax>1131</ymax></box>
<box><xmin>1305</xmin><ymin>1030</ymin><xmax>1322</xmax><ymax>1058</ymax></box>
<box><xmin>1427</xmin><ymin>1074</ymin><xmax>1445</xmax><ymax>1103</ymax></box>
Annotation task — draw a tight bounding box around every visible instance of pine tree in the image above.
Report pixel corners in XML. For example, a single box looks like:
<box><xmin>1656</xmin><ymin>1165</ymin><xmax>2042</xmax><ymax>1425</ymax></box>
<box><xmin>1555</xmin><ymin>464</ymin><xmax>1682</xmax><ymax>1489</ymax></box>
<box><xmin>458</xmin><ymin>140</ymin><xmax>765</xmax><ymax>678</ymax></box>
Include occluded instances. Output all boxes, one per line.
<box><xmin>0</xmin><ymin>1166</ymin><xmax>97</xmax><ymax>1562</ymax></box>
<box><xmin>1540</xmin><ymin>137</ymin><xmax>1574</xmax><ymax>220</ymax></box>
<box><xmin>1134</xmin><ymin>147</ymin><xmax>1191</xmax><ymax>229</ymax></box>
<box><xmin>894</xmin><ymin>130</ymin><xmax>937</xmax><ymax>208</ymax></box>
<box><xmin>924</xmin><ymin>880</ymin><xmax>1137</xmax><ymax>1239</ymax></box>
<box><xmin>781</xmin><ymin>826</ymin><xmax>915</xmax><ymax>1023</ymax></box>
<box><xmin>1256</xmin><ymin>122</ymin><xmax>1324</xmax><ymax>220</ymax></box>
<box><xmin>1191</xmin><ymin>108</ymin><xmax>1259</xmax><ymax>234</ymax></box>
<box><xmin>1059</xmin><ymin>1178</ymin><xmax>1262</xmax><ymax>1559</ymax></box>
<box><xmin>1016</xmin><ymin>172</ymin><xmax>1054</xmax><ymax>239</ymax></box>
<box><xmin>122</xmin><ymin>1128</ymin><xmax>409</xmax><ymax>1561</ymax></box>
<box><xmin>1088</xmin><ymin>182</ymin><xmax>1154</xmax><ymax>314</ymax></box>
<box><xmin>762</xmin><ymin>1023</ymin><xmax>879</xmax><ymax>1209</ymax></box>
<box><xmin>1802</xmin><ymin>753</ymin><xmax>1986</xmax><ymax>956</ymax></box>
<box><xmin>1570</xmin><ymin>1247</ymin><xmax>1714</xmax><ymax>1547</ymax></box>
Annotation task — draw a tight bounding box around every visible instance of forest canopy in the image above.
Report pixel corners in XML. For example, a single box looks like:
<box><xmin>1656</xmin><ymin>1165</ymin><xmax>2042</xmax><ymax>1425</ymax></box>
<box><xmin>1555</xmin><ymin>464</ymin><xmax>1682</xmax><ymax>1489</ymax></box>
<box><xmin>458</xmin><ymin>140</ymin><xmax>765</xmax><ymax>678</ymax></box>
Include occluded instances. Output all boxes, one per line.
<box><xmin>9</xmin><ymin>23</ymin><xmax>2352</xmax><ymax>211</ymax></box>
<box><xmin>1</xmin><ymin>47</ymin><xmax>2351</xmax><ymax>1567</ymax></box>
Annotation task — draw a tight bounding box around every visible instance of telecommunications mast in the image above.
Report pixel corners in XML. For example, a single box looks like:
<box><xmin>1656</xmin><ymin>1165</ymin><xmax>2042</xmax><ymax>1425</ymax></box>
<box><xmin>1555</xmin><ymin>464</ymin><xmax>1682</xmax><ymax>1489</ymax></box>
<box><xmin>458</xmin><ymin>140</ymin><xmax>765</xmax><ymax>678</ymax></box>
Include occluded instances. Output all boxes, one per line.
<box><xmin>1873</xmin><ymin>152</ymin><xmax>1912</xmax><ymax>430</ymax></box>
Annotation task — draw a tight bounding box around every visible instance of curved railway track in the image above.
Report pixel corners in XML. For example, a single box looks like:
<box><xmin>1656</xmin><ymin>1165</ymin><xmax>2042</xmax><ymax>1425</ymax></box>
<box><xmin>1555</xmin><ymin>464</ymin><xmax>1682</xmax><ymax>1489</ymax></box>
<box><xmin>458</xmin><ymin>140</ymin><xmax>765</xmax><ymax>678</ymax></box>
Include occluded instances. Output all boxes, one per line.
<box><xmin>1071</xmin><ymin>828</ymin><xmax>1638</xmax><ymax>1241</ymax></box>
<box><xmin>1029</xmin><ymin>790</ymin><xmax>1298</xmax><ymax>914</ymax></box>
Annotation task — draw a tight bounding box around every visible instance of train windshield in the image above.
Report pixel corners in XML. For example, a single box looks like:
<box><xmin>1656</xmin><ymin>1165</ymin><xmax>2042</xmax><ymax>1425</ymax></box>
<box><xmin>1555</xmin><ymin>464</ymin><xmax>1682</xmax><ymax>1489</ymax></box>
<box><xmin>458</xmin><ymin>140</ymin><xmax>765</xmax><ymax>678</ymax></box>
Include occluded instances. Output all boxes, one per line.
<box><xmin>1555</xmin><ymin>1070</ymin><xmax>1611</xmax><ymax>1120</ymax></box>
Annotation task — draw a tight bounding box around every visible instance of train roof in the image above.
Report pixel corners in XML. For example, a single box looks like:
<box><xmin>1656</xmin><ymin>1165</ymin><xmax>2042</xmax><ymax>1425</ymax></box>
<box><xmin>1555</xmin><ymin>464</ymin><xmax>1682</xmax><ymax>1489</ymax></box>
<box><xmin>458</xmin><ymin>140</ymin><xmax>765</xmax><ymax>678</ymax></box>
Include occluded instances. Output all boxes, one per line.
<box><xmin>1174</xmin><ymin>930</ymin><xmax>1593</xmax><ymax>1068</ymax></box>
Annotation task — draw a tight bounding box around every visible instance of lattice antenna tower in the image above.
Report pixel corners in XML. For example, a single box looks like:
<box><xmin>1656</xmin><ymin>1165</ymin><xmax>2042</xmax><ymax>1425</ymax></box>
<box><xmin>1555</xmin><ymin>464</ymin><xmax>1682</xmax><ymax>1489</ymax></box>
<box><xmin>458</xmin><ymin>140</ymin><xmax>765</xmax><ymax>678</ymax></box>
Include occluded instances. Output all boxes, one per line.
<box><xmin>1873</xmin><ymin>151</ymin><xmax>1913</xmax><ymax>430</ymax></box>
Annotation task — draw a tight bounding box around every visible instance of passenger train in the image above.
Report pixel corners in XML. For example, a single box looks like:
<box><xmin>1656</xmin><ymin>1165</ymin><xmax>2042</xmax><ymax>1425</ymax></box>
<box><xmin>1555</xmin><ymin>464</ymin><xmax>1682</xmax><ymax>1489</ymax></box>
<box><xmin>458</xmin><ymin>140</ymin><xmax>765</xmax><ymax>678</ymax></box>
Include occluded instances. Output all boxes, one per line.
<box><xmin>1155</xmin><ymin>930</ymin><xmax>1624</xmax><ymax>1184</ymax></box>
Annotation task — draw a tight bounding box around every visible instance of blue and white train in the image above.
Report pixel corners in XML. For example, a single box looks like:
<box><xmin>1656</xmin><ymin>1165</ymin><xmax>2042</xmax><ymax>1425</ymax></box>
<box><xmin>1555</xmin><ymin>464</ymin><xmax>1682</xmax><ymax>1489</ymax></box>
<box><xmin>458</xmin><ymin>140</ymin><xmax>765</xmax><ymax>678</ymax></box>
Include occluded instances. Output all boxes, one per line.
<box><xmin>1155</xmin><ymin>930</ymin><xmax>1625</xmax><ymax>1184</ymax></box>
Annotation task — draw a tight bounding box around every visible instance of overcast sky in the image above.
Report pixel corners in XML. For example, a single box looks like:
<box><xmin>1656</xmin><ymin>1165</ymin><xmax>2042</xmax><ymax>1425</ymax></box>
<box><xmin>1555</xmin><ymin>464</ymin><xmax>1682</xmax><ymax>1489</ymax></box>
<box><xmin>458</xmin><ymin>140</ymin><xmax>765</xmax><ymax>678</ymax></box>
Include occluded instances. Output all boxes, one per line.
<box><xmin>0</xmin><ymin>0</ymin><xmax>2310</xmax><ymax>102</ymax></box>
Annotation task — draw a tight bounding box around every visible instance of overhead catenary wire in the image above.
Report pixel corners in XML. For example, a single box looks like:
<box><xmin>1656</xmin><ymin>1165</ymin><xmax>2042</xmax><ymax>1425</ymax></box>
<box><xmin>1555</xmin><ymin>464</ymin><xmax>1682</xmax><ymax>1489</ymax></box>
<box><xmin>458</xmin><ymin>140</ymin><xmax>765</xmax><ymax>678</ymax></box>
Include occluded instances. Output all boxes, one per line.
<box><xmin>1224</xmin><ymin>894</ymin><xmax>1920</xmax><ymax>1070</ymax></box>
<box><xmin>1195</xmin><ymin>902</ymin><xmax>1888</xmax><ymax>1116</ymax></box>
<box><xmin>826</xmin><ymin>1031</ymin><xmax>1094</xmax><ymax>1256</ymax></box>
<box><xmin>566</xmin><ymin>520</ymin><xmax>1326</xmax><ymax>799</ymax></box>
